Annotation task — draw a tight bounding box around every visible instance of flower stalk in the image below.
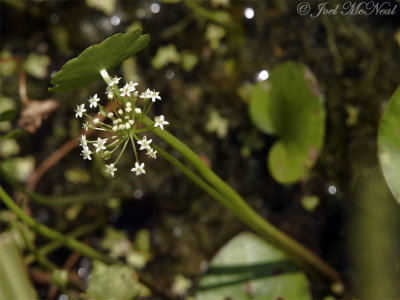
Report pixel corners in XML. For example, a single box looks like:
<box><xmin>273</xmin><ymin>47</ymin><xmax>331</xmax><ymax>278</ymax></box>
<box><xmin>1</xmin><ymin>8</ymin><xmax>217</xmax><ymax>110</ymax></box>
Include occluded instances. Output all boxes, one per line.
<box><xmin>97</xmin><ymin>69</ymin><xmax>343</xmax><ymax>290</ymax></box>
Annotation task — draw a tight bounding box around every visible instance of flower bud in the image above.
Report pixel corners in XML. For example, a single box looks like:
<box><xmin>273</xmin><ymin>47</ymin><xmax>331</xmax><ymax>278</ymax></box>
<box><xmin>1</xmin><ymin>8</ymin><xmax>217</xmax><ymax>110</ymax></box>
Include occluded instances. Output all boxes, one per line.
<box><xmin>102</xmin><ymin>151</ymin><xmax>112</xmax><ymax>160</ymax></box>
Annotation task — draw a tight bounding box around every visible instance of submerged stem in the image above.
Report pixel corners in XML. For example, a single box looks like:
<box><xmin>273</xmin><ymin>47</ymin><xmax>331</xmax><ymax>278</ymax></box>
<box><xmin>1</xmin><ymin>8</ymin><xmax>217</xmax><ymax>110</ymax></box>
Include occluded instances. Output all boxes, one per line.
<box><xmin>0</xmin><ymin>186</ymin><xmax>116</xmax><ymax>265</ymax></box>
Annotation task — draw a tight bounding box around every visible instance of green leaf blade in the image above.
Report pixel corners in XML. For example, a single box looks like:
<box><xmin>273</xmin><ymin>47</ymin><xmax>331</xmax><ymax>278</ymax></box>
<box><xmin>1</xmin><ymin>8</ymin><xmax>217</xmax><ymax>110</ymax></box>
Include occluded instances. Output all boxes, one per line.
<box><xmin>49</xmin><ymin>30</ymin><xmax>150</xmax><ymax>93</ymax></box>
<box><xmin>0</xmin><ymin>109</ymin><xmax>16</xmax><ymax>122</ymax></box>
<box><xmin>0</xmin><ymin>233</ymin><xmax>38</xmax><ymax>300</ymax></box>
<box><xmin>249</xmin><ymin>62</ymin><xmax>325</xmax><ymax>184</ymax></box>
<box><xmin>196</xmin><ymin>232</ymin><xmax>311</xmax><ymax>300</ymax></box>
<box><xmin>378</xmin><ymin>85</ymin><xmax>400</xmax><ymax>205</ymax></box>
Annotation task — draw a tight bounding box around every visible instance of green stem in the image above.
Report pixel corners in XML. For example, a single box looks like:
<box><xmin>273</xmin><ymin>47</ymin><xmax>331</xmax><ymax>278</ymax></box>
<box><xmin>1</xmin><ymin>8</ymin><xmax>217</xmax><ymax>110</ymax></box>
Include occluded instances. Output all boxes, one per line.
<box><xmin>25</xmin><ymin>218</ymin><xmax>107</xmax><ymax>265</ymax></box>
<box><xmin>18</xmin><ymin>223</ymin><xmax>58</xmax><ymax>270</ymax></box>
<box><xmin>143</xmin><ymin>117</ymin><xmax>342</xmax><ymax>288</ymax></box>
<box><xmin>99</xmin><ymin>70</ymin><xmax>343</xmax><ymax>289</ymax></box>
<box><xmin>0</xmin><ymin>186</ymin><xmax>116</xmax><ymax>265</ymax></box>
<box><xmin>114</xmin><ymin>138</ymin><xmax>129</xmax><ymax>165</ymax></box>
<box><xmin>151</xmin><ymin>144</ymin><xmax>231</xmax><ymax>209</ymax></box>
<box><xmin>129</xmin><ymin>134</ymin><xmax>139</xmax><ymax>162</ymax></box>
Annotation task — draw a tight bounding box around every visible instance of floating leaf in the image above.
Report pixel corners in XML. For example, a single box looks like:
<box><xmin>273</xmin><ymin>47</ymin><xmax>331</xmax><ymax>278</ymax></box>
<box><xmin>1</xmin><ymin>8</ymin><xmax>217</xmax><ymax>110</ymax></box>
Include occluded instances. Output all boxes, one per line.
<box><xmin>85</xmin><ymin>261</ymin><xmax>150</xmax><ymax>300</ymax></box>
<box><xmin>151</xmin><ymin>44</ymin><xmax>180</xmax><ymax>70</ymax></box>
<box><xmin>85</xmin><ymin>0</ymin><xmax>117</xmax><ymax>15</ymax></box>
<box><xmin>205</xmin><ymin>109</ymin><xmax>229</xmax><ymax>138</ymax></box>
<box><xmin>0</xmin><ymin>156</ymin><xmax>35</xmax><ymax>182</ymax></box>
<box><xmin>24</xmin><ymin>53</ymin><xmax>50</xmax><ymax>79</ymax></box>
<box><xmin>0</xmin><ymin>51</ymin><xmax>17</xmax><ymax>76</ymax></box>
<box><xmin>49</xmin><ymin>30</ymin><xmax>149</xmax><ymax>93</ymax></box>
<box><xmin>378</xmin><ymin>85</ymin><xmax>400</xmax><ymax>205</ymax></box>
<box><xmin>181</xmin><ymin>51</ymin><xmax>198</xmax><ymax>72</ymax></box>
<box><xmin>196</xmin><ymin>232</ymin><xmax>310</xmax><ymax>300</ymax></box>
<box><xmin>51</xmin><ymin>269</ymin><xmax>69</xmax><ymax>288</ymax></box>
<box><xmin>205</xmin><ymin>24</ymin><xmax>226</xmax><ymax>50</ymax></box>
<box><xmin>249</xmin><ymin>62</ymin><xmax>325</xmax><ymax>184</ymax></box>
<box><xmin>301</xmin><ymin>195</ymin><xmax>320</xmax><ymax>212</ymax></box>
<box><xmin>101</xmin><ymin>226</ymin><xmax>132</xmax><ymax>258</ymax></box>
<box><xmin>172</xmin><ymin>274</ymin><xmax>192</xmax><ymax>297</ymax></box>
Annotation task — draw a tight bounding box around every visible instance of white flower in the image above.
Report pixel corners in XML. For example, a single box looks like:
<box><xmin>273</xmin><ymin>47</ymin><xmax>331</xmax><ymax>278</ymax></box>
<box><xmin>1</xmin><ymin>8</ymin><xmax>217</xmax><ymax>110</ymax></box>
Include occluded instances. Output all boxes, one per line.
<box><xmin>149</xmin><ymin>90</ymin><xmax>161</xmax><ymax>102</ymax></box>
<box><xmin>75</xmin><ymin>104</ymin><xmax>86</xmax><ymax>118</ymax></box>
<box><xmin>105</xmin><ymin>86</ymin><xmax>114</xmax><ymax>99</ymax></box>
<box><xmin>154</xmin><ymin>115</ymin><xmax>169</xmax><ymax>130</ymax></box>
<box><xmin>81</xmin><ymin>146</ymin><xmax>92</xmax><ymax>160</ymax></box>
<box><xmin>89</xmin><ymin>94</ymin><xmax>100</xmax><ymax>108</ymax></box>
<box><xmin>137</xmin><ymin>136</ymin><xmax>152</xmax><ymax>150</ymax></box>
<box><xmin>93</xmin><ymin>137</ymin><xmax>107</xmax><ymax>153</ymax></box>
<box><xmin>129</xmin><ymin>120</ymin><xmax>135</xmax><ymax>125</ymax></box>
<box><xmin>107</xmin><ymin>112</ymin><xmax>114</xmax><ymax>119</ymax></box>
<box><xmin>120</xmin><ymin>83</ymin><xmax>132</xmax><ymax>97</ymax></box>
<box><xmin>93</xmin><ymin>118</ymin><xmax>100</xmax><ymax>124</ymax></box>
<box><xmin>109</xmin><ymin>76</ymin><xmax>121</xmax><ymax>87</ymax></box>
<box><xmin>126</xmin><ymin>102</ymin><xmax>132</xmax><ymax>107</ymax></box>
<box><xmin>125</xmin><ymin>123</ymin><xmax>131</xmax><ymax>129</ymax></box>
<box><xmin>131</xmin><ymin>162</ymin><xmax>145</xmax><ymax>175</ymax></box>
<box><xmin>140</xmin><ymin>89</ymin><xmax>151</xmax><ymax>99</ymax></box>
<box><xmin>135</xmin><ymin>108</ymin><xmax>141</xmax><ymax>114</ymax></box>
<box><xmin>127</xmin><ymin>81</ymin><xmax>138</xmax><ymax>92</ymax></box>
<box><xmin>146</xmin><ymin>148</ymin><xmax>157</xmax><ymax>159</ymax></box>
<box><xmin>126</xmin><ymin>106</ymin><xmax>132</xmax><ymax>113</ymax></box>
<box><xmin>80</xmin><ymin>135</ymin><xmax>87</xmax><ymax>147</ymax></box>
<box><xmin>118</xmin><ymin>109</ymin><xmax>124</xmax><ymax>115</ymax></box>
<box><xmin>112</xmin><ymin>125</ymin><xmax>118</xmax><ymax>131</ymax></box>
<box><xmin>105</xmin><ymin>163</ymin><xmax>117</xmax><ymax>177</ymax></box>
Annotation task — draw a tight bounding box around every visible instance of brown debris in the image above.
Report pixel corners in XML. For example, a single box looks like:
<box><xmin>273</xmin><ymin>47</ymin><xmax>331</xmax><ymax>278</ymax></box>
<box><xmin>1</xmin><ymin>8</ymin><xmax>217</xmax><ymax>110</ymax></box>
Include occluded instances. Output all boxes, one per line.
<box><xmin>18</xmin><ymin>99</ymin><xmax>59</xmax><ymax>133</ymax></box>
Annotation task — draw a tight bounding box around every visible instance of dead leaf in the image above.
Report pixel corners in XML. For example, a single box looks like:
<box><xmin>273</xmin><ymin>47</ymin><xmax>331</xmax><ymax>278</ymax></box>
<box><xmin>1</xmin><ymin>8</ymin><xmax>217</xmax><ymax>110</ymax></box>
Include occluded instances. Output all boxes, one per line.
<box><xmin>18</xmin><ymin>99</ymin><xmax>59</xmax><ymax>133</ymax></box>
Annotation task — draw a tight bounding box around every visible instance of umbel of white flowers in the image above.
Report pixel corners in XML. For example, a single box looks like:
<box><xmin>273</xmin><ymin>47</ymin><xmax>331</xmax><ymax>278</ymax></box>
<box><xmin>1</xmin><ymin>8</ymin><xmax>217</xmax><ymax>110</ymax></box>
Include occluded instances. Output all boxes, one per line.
<box><xmin>75</xmin><ymin>76</ymin><xmax>169</xmax><ymax>177</ymax></box>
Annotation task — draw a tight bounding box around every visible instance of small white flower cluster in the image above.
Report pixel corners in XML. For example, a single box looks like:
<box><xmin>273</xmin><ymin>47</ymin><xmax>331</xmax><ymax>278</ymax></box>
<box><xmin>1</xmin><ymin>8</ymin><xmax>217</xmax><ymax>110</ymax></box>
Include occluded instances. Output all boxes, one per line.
<box><xmin>75</xmin><ymin>76</ymin><xmax>169</xmax><ymax>177</ymax></box>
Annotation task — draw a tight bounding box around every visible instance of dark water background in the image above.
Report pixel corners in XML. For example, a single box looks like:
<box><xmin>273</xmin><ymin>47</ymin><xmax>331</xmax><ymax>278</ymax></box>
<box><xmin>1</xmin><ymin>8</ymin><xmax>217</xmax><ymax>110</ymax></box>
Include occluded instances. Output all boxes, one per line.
<box><xmin>1</xmin><ymin>0</ymin><xmax>400</xmax><ymax>298</ymax></box>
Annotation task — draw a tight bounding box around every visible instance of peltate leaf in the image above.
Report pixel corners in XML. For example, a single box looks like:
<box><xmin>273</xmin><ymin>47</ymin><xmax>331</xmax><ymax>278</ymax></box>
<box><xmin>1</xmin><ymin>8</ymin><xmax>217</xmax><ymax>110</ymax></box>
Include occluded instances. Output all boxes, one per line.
<box><xmin>249</xmin><ymin>62</ymin><xmax>325</xmax><ymax>184</ymax></box>
<box><xmin>196</xmin><ymin>232</ymin><xmax>311</xmax><ymax>300</ymax></box>
<box><xmin>49</xmin><ymin>29</ymin><xmax>149</xmax><ymax>93</ymax></box>
<box><xmin>378</xmin><ymin>85</ymin><xmax>400</xmax><ymax>205</ymax></box>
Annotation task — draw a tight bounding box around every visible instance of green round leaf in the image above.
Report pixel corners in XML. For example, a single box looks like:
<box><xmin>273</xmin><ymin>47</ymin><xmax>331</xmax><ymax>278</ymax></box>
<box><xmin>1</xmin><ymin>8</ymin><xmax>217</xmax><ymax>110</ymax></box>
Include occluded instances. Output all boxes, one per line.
<box><xmin>196</xmin><ymin>232</ymin><xmax>311</xmax><ymax>300</ymax></box>
<box><xmin>378</xmin><ymin>85</ymin><xmax>400</xmax><ymax>205</ymax></box>
<box><xmin>249</xmin><ymin>62</ymin><xmax>325</xmax><ymax>184</ymax></box>
<box><xmin>49</xmin><ymin>30</ymin><xmax>149</xmax><ymax>93</ymax></box>
<box><xmin>86</xmin><ymin>261</ymin><xmax>150</xmax><ymax>300</ymax></box>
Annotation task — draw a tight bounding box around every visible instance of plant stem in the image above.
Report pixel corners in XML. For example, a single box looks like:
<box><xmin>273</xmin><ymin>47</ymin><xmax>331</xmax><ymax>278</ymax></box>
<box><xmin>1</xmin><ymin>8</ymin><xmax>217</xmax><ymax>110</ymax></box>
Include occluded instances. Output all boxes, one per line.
<box><xmin>0</xmin><ymin>186</ymin><xmax>116</xmax><ymax>265</ymax></box>
<box><xmin>144</xmin><ymin>117</ymin><xmax>343</xmax><ymax>289</ymax></box>
<box><xmin>25</xmin><ymin>218</ymin><xmax>107</xmax><ymax>265</ymax></box>
<box><xmin>99</xmin><ymin>69</ymin><xmax>343</xmax><ymax>289</ymax></box>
